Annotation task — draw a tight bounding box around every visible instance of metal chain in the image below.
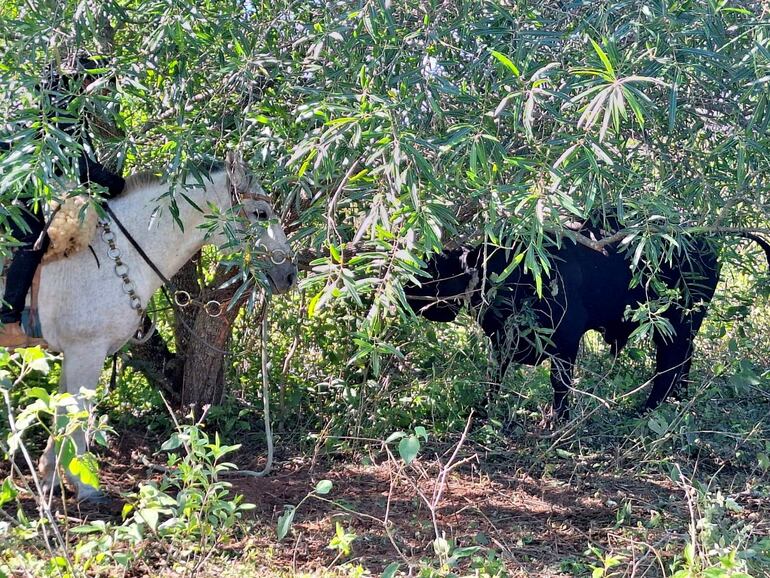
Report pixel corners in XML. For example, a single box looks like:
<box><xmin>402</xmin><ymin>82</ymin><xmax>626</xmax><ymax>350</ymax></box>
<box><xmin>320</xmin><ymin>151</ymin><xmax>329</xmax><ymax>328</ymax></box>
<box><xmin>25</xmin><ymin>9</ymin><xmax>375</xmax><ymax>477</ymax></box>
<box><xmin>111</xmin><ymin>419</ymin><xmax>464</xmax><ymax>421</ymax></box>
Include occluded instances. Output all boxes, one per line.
<box><xmin>168</xmin><ymin>242</ymin><xmax>290</xmax><ymax>319</ymax></box>
<box><xmin>99</xmin><ymin>218</ymin><xmax>144</xmax><ymax>318</ymax></box>
<box><xmin>99</xmin><ymin>215</ymin><xmax>291</xmax><ymax>323</ymax></box>
<box><xmin>172</xmin><ymin>289</ymin><xmax>227</xmax><ymax>318</ymax></box>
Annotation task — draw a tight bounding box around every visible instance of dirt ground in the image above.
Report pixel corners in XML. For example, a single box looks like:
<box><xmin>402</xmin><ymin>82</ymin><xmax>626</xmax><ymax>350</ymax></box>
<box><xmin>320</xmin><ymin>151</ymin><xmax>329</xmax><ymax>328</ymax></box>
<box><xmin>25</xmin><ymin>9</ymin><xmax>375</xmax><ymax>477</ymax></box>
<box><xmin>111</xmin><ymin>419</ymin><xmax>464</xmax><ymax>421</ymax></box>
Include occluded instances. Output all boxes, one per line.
<box><xmin>6</xmin><ymin>423</ymin><xmax>769</xmax><ymax>578</ymax></box>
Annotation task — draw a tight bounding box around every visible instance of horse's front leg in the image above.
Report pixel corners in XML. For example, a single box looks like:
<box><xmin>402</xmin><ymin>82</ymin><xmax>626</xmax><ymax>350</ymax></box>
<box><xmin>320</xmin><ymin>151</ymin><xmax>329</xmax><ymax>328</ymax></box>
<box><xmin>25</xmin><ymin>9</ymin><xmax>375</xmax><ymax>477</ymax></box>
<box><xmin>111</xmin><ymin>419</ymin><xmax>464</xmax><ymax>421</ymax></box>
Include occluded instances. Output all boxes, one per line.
<box><xmin>39</xmin><ymin>370</ymin><xmax>65</xmax><ymax>496</ymax></box>
<box><xmin>41</xmin><ymin>344</ymin><xmax>109</xmax><ymax>502</ymax></box>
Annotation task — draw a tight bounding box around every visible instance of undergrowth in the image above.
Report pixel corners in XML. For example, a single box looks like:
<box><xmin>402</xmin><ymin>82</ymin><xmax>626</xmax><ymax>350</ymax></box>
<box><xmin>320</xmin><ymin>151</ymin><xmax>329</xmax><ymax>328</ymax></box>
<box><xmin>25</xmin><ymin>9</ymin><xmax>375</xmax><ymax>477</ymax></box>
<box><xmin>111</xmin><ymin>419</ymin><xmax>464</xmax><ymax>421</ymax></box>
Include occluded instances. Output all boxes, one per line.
<box><xmin>1</xmin><ymin>268</ymin><xmax>769</xmax><ymax>577</ymax></box>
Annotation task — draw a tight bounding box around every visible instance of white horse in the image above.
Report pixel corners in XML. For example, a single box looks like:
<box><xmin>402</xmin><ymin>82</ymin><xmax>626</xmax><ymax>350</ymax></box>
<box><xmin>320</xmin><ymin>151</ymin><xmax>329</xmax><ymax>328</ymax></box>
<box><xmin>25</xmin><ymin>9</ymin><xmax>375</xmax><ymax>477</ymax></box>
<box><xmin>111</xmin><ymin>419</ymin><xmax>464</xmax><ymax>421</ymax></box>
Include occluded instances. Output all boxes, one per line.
<box><xmin>31</xmin><ymin>154</ymin><xmax>296</xmax><ymax>501</ymax></box>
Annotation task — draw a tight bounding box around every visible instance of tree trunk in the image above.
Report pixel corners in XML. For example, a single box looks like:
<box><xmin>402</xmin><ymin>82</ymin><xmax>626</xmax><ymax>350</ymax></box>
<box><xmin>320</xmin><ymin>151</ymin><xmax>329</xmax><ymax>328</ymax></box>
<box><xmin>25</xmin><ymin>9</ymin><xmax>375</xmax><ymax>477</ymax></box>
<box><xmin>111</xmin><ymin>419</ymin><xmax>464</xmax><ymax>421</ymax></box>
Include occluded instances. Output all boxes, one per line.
<box><xmin>125</xmin><ymin>254</ymin><xmax>202</xmax><ymax>405</ymax></box>
<box><xmin>126</xmin><ymin>258</ymin><xmax>247</xmax><ymax>414</ymax></box>
<box><xmin>179</xmin><ymin>266</ymin><xmax>244</xmax><ymax>411</ymax></box>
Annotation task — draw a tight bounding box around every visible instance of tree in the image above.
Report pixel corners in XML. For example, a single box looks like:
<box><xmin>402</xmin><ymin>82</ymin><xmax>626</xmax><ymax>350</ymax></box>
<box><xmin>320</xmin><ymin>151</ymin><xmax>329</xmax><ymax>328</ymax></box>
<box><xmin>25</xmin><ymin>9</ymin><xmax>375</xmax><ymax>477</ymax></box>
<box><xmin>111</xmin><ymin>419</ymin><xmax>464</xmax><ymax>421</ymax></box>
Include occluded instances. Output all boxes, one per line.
<box><xmin>2</xmin><ymin>0</ymin><xmax>769</xmax><ymax>406</ymax></box>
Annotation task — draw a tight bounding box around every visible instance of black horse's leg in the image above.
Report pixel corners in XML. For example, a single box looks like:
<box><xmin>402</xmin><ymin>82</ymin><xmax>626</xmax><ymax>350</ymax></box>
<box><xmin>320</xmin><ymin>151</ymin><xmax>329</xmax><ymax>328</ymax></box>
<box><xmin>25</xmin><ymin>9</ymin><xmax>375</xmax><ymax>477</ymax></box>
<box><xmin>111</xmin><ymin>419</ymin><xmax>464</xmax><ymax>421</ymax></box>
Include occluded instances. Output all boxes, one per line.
<box><xmin>551</xmin><ymin>351</ymin><xmax>577</xmax><ymax>420</ymax></box>
<box><xmin>646</xmin><ymin>330</ymin><xmax>695</xmax><ymax>410</ymax></box>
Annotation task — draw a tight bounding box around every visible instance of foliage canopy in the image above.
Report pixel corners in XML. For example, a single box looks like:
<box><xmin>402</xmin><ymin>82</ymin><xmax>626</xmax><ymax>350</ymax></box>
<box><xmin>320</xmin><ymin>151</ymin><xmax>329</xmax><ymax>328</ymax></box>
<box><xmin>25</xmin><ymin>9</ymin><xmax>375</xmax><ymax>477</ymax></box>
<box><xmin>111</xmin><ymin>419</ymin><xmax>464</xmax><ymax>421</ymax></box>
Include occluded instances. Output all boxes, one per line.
<box><xmin>2</xmin><ymin>0</ymin><xmax>769</xmax><ymax>355</ymax></box>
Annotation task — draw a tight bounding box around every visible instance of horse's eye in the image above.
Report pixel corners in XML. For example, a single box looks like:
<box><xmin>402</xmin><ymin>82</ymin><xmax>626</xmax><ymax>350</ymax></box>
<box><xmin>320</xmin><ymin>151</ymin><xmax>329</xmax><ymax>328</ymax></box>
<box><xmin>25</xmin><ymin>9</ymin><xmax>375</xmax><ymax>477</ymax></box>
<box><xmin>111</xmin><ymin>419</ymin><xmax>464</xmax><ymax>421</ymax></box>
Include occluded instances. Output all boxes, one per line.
<box><xmin>255</xmin><ymin>210</ymin><xmax>269</xmax><ymax>220</ymax></box>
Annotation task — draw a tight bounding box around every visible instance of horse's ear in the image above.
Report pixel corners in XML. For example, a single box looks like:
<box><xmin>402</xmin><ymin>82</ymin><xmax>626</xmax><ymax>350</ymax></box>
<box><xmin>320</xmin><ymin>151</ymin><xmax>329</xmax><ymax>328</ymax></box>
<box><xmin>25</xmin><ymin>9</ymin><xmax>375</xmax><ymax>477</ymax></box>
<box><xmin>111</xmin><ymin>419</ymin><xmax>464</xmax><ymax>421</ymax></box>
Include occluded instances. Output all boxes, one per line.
<box><xmin>225</xmin><ymin>150</ymin><xmax>249</xmax><ymax>192</ymax></box>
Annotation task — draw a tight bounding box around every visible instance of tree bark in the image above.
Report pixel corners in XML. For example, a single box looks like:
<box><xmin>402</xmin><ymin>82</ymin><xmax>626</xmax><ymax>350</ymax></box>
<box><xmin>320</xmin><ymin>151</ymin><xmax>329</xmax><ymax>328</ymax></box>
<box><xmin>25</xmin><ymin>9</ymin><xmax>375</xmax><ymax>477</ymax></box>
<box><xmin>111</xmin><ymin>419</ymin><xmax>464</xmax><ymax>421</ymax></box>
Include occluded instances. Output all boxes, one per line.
<box><xmin>126</xmin><ymin>258</ymin><xmax>247</xmax><ymax>414</ymax></box>
<box><xmin>124</xmin><ymin>254</ymin><xmax>202</xmax><ymax>405</ymax></box>
<box><xmin>179</xmin><ymin>266</ymin><xmax>244</xmax><ymax>411</ymax></box>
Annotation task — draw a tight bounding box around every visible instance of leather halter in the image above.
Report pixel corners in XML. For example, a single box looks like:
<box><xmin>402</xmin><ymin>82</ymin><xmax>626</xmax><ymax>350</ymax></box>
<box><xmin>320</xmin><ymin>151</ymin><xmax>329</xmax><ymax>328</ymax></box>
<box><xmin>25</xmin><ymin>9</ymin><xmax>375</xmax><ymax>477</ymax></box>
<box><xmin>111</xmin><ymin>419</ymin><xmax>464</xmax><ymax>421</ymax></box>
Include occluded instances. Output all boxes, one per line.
<box><xmin>227</xmin><ymin>171</ymin><xmax>273</xmax><ymax>217</ymax></box>
<box><xmin>226</xmin><ymin>159</ymin><xmax>271</xmax><ymax>205</ymax></box>
<box><xmin>248</xmin><ymin>193</ymin><xmax>273</xmax><ymax>204</ymax></box>
<box><xmin>230</xmin><ymin>184</ymin><xmax>270</xmax><ymax>204</ymax></box>
<box><xmin>225</xmin><ymin>180</ymin><xmax>293</xmax><ymax>265</ymax></box>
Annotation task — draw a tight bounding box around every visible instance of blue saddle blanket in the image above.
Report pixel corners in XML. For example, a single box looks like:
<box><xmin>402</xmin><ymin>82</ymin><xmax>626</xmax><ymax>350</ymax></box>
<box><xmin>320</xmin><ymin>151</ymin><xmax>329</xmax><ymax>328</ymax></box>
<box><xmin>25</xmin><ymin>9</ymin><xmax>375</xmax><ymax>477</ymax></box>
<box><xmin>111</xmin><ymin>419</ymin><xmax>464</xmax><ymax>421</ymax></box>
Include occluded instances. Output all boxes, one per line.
<box><xmin>21</xmin><ymin>308</ymin><xmax>44</xmax><ymax>339</ymax></box>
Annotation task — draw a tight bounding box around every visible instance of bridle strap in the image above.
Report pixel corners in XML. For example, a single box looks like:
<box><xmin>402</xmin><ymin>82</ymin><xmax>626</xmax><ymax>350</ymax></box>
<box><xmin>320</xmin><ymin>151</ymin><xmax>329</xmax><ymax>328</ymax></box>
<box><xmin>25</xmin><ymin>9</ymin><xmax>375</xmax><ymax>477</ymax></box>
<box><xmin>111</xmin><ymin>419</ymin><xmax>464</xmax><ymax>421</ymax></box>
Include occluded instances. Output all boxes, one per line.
<box><xmin>103</xmin><ymin>202</ymin><xmax>174</xmax><ymax>287</ymax></box>
<box><xmin>230</xmin><ymin>182</ymin><xmax>272</xmax><ymax>204</ymax></box>
<box><xmin>102</xmin><ymin>202</ymin><xmax>236</xmax><ymax>355</ymax></box>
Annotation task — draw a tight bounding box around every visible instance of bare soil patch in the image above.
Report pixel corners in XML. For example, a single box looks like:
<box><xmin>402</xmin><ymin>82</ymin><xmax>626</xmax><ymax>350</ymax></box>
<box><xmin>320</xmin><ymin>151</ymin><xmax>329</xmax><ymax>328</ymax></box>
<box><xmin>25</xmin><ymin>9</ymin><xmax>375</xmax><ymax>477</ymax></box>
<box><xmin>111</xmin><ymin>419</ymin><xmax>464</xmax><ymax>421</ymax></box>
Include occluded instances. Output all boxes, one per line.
<box><xmin>9</xmin><ymin>426</ymin><xmax>769</xmax><ymax>577</ymax></box>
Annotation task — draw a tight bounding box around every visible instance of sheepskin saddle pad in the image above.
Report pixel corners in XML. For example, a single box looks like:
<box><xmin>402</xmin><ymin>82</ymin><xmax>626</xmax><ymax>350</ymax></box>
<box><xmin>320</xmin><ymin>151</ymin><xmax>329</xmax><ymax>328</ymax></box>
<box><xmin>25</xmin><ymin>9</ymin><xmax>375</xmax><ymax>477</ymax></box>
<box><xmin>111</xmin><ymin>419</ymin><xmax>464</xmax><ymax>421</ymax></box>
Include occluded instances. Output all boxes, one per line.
<box><xmin>43</xmin><ymin>196</ymin><xmax>99</xmax><ymax>263</ymax></box>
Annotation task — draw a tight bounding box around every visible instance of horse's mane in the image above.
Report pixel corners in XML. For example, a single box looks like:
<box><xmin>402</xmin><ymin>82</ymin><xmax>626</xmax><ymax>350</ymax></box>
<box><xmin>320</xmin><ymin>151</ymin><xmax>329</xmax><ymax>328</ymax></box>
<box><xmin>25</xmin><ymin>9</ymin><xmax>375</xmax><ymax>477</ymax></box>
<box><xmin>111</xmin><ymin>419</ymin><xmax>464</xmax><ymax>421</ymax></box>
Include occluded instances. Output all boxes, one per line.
<box><xmin>123</xmin><ymin>171</ymin><xmax>164</xmax><ymax>194</ymax></box>
<box><xmin>122</xmin><ymin>162</ymin><xmax>226</xmax><ymax>195</ymax></box>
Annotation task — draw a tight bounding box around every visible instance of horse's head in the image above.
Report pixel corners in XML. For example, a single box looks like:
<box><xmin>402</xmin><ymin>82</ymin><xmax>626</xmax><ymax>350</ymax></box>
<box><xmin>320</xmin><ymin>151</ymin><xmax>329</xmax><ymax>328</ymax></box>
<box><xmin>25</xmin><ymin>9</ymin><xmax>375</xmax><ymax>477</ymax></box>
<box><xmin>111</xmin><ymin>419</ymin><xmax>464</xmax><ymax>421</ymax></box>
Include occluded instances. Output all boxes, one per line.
<box><xmin>224</xmin><ymin>152</ymin><xmax>297</xmax><ymax>294</ymax></box>
<box><xmin>404</xmin><ymin>247</ymin><xmax>481</xmax><ymax>322</ymax></box>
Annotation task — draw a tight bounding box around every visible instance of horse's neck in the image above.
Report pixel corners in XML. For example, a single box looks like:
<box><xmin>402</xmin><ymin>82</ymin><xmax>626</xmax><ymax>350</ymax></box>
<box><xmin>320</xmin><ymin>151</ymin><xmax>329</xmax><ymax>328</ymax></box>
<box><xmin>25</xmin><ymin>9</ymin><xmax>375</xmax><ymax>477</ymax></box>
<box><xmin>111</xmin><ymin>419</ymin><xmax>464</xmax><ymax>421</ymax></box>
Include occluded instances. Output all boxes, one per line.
<box><xmin>107</xmin><ymin>172</ymin><xmax>229</xmax><ymax>283</ymax></box>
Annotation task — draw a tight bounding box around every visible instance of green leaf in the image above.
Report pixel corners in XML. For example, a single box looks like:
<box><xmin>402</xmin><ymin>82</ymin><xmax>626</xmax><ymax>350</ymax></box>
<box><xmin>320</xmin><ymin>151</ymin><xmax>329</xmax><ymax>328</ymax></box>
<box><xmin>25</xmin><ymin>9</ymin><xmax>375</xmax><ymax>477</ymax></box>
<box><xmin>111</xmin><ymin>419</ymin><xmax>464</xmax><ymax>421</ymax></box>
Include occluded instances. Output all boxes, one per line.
<box><xmin>398</xmin><ymin>435</ymin><xmax>420</xmax><ymax>464</ymax></box>
<box><xmin>0</xmin><ymin>478</ymin><xmax>18</xmax><ymax>508</ymax></box>
<box><xmin>307</xmin><ymin>291</ymin><xmax>322</xmax><ymax>318</ymax></box>
<box><xmin>137</xmin><ymin>507</ymin><xmax>162</xmax><ymax>531</ymax></box>
<box><xmin>113</xmin><ymin>552</ymin><xmax>132</xmax><ymax>568</ymax></box>
<box><xmin>489</xmin><ymin>50</ymin><xmax>520</xmax><ymax>77</ymax></box>
<box><xmin>381</xmin><ymin>562</ymin><xmax>401</xmax><ymax>578</ymax></box>
<box><xmin>648</xmin><ymin>415</ymin><xmax>668</xmax><ymax>436</ymax></box>
<box><xmin>59</xmin><ymin>437</ymin><xmax>77</xmax><ymax>468</ymax></box>
<box><xmin>385</xmin><ymin>431</ymin><xmax>406</xmax><ymax>443</ymax></box>
<box><xmin>50</xmin><ymin>556</ymin><xmax>67</xmax><ymax>569</ymax></box>
<box><xmin>276</xmin><ymin>506</ymin><xmax>296</xmax><ymax>540</ymax></box>
<box><xmin>329</xmin><ymin>243</ymin><xmax>342</xmax><ymax>263</ymax></box>
<box><xmin>92</xmin><ymin>430</ymin><xmax>109</xmax><ymax>447</ymax></box>
<box><xmin>160</xmin><ymin>433</ymin><xmax>182</xmax><ymax>451</ymax></box>
<box><xmin>25</xmin><ymin>387</ymin><xmax>51</xmax><ymax>403</ymax></box>
<box><xmin>670</xmin><ymin>466</ymin><xmax>681</xmax><ymax>483</ymax></box>
<box><xmin>452</xmin><ymin>546</ymin><xmax>480</xmax><ymax>558</ymax></box>
<box><xmin>400</xmin><ymin>141</ymin><xmax>442</xmax><ymax>192</ymax></box>
<box><xmin>623</xmin><ymin>88</ymin><xmax>645</xmax><ymax>127</ymax></box>
<box><xmin>315</xmin><ymin>480</ymin><xmax>333</xmax><ymax>495</ymax></box>
<box><xmin>668</xmin><ymin>72</ymin><xmax>678</xmax><ymax>131</ymax></box>
<box><xmin>684</xmin><ymin>542</ymin><xmax>695</xmax><ymax>565</ymax></box>
<box><xmin>590</xmin><ymin>38</ymin><xmax>614</xmax><ymax>78</ymax></box>
<box><xmin>18</xmin><ymin>347</ymin><xmax>49</xmax><ymax>373</ymax></box>
<box><xmin>68</xmin><ymin>454</ymin><xmax>100</xmax><ymax>490</ymax></box>
<box><xmin>433</xmin><ymin>536</ymin><xmax>451</xmax><ymax>558</ymax></box>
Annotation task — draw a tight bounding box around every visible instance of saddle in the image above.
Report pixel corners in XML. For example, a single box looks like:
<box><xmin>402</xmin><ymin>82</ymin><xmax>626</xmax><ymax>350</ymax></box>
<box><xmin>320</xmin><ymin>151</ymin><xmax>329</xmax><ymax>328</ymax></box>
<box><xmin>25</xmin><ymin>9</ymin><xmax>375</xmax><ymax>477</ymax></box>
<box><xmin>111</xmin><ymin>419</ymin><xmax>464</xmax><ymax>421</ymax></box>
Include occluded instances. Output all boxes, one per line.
<box><xmin>0</xmin><ymin>196</ymin><xmax>98</xmax><ymax>339</ymax></box>
<box><xmin>43</xmin><ymin>195</ymin><xmax>99</xmax><ymax>263</ymax></box>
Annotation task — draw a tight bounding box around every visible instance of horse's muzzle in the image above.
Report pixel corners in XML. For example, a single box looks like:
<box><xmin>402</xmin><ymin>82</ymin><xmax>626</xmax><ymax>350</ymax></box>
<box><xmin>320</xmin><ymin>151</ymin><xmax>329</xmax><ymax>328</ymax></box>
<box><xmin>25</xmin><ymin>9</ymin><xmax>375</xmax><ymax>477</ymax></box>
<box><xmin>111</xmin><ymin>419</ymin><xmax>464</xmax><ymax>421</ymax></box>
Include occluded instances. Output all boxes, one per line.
<box><xmin>267</xmin><ymin>261</ymin><xmax>298</xmax><ymax>294</ymax></box>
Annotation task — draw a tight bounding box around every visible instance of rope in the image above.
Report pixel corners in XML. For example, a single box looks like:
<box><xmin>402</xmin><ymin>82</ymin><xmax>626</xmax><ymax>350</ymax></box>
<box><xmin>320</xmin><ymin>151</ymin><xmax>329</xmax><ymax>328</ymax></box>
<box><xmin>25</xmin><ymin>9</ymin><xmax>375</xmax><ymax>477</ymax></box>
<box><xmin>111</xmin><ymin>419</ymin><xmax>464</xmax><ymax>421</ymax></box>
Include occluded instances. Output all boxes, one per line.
<box><xmin>222</xmin><ymin>301</ymin><xmax>274</xmax><ymax>478</ymax></box>
<box><xmin>146</xmin><ymin>300</ymin><xmax>275</xmax><ymax>480</ymax></box>
<box><xmin>160</xmin><ymin>286</ymin><xmax>233</xmax><ymax>356</ymax></box>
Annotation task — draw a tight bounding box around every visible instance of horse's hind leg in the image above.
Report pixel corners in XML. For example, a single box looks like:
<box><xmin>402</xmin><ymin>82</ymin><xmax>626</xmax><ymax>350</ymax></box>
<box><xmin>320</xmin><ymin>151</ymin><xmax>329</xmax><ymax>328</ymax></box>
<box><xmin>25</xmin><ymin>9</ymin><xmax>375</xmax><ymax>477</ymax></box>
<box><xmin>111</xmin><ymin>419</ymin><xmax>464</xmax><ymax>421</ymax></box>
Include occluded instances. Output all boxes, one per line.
<box><xmin>40</xmin><ymin>344</ymin><xmax>109</xmax><ymax>502</ymax></box>
<box><xmin>646</xmin><ymin>330</ymin><xmax>694</xmax><ymax>410</ymax></box>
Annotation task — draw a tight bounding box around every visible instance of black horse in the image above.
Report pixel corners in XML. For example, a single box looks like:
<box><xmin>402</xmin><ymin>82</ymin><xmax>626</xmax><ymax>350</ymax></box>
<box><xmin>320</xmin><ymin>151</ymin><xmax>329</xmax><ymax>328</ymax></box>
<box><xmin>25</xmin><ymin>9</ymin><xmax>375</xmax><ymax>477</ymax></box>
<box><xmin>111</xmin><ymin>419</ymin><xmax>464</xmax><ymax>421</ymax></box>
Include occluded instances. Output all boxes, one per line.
<box><xmin>405</xmin><ymin>223</ymin><xmax>769</xmax><ymax>418</ymax></box>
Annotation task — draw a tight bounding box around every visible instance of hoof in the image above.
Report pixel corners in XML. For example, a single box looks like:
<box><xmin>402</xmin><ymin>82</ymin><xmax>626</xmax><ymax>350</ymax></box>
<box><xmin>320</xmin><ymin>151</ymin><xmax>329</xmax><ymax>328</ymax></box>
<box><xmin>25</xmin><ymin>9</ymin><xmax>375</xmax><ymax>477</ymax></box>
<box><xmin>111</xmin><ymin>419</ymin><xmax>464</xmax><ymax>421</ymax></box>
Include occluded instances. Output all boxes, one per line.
<box><xmin>40</xmin><ymin>480</ymin><xmax>63</xmax><ymax>498</ymax></box>
<box><xmin>77</xmin><ymin>488</ymin><xmax>110</xmax><ymax>505</ymax></box>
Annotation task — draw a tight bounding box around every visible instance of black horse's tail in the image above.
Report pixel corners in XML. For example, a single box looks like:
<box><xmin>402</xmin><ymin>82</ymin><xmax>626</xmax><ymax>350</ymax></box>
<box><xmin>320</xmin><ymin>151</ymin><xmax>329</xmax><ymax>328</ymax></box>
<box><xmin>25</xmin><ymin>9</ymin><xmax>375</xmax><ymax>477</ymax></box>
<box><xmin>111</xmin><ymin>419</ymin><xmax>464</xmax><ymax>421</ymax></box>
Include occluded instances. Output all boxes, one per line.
<box><xmin>735</xmin><ymin>232</ymin><xmax>770</xmax><ymax>267</ymax></box>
